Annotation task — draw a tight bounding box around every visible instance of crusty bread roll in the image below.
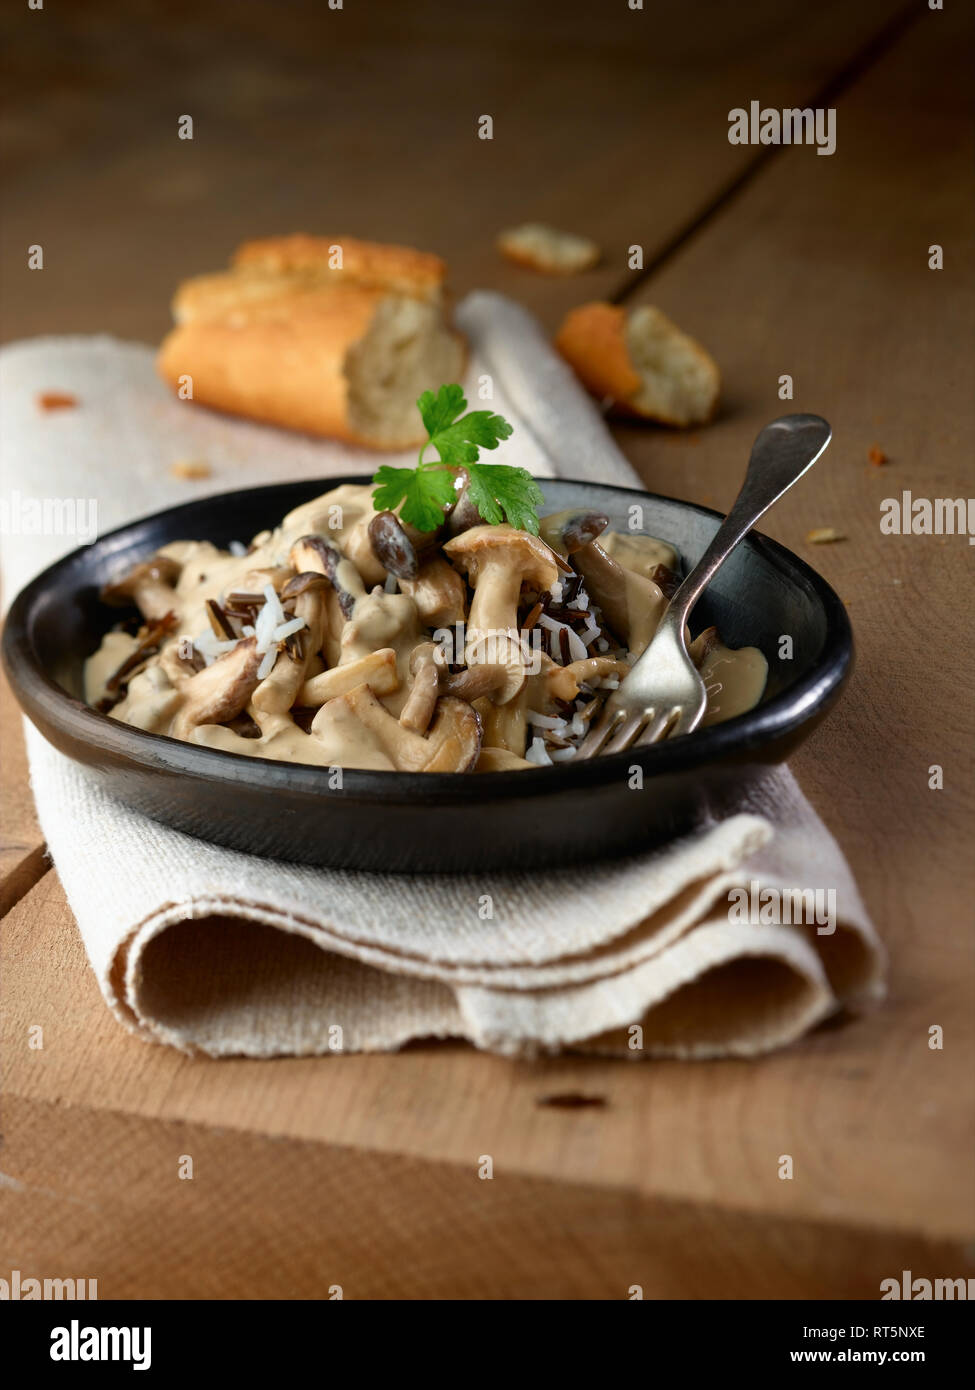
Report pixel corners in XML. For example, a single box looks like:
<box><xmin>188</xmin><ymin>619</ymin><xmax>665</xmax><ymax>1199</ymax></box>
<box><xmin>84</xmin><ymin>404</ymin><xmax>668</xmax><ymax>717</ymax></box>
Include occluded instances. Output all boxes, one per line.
<box><xmin>555</xmin><ymin>302</ymin><xmax>720</xmax><ymax>427</ymax></box>
<box><xmin>158</xmin><ymin>235</ymin><xmax>466</xmax><ymax>449</ymax></box>
<box><xmin>497</xmin><ymin>223</ymin><xmax>600</xmax><ymax>274</ymax></box>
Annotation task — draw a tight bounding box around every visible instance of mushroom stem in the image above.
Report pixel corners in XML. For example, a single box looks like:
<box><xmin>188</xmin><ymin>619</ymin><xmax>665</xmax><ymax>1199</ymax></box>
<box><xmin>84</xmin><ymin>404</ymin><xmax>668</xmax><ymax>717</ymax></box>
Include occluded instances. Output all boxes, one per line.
<box><xmin>100</xmin><ymin>553</ymin><xmax>182</xmax><ymax>622</ymax></box>
<box><xmin>298</xmin><ymin>648</ymin><xmax>399</xmax><ymax>707</ymax></box>
<box><xmin>444</xmin><ymin>525</ymin><xmax>559</xmax><ymax>704</ymax></box>
<box><xmin>250</xmin><ymin>587</ymin><xmax>327</xmax><ymax>732</ymax></box>
<box><xmin>466</xmin><ymin>562</ymin><xmax>523</xmax><ymax>645</ymax></box>
<box><xmin>539</xmin><ymin>508</ymin><xmax>665</xmax><ymax>652</ymax></box>
<box><xmin>400</xmin><ymin>661</ymin><xmax>441</xmax><ymax>733</ymax></box>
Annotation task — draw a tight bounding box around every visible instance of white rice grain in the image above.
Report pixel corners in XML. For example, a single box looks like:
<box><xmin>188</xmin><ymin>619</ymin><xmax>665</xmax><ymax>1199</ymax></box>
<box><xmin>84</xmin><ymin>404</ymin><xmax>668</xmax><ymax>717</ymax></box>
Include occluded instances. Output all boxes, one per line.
<box><xmin>524</xmin><ymin>737</ymin><xmax>553</xmax><ymax>767</ymax></box>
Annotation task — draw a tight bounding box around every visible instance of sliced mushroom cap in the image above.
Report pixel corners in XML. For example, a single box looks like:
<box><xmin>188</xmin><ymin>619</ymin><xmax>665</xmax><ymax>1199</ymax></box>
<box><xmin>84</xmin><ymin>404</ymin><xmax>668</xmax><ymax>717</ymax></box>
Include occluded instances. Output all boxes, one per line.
<box><xmin>444</xmin><ymin>524</ymin><xmax>558</xmax><ymax>589</ymax></box>
<box><xmin>100</xmin><ymin>553</ymin><xmax>182</xmax><ymax>621</ymax></box>
<box><xmin>445</xmin><ymin>480</ymin><xmax>484</xmax><ymax>536</ymax></box>
<box><xmin>368</xmin><ymin>511</ymin><xmax>419</xmax><ymax>580</ymax></box>
<box><xmin>443</xmin><ymin>664</ymin><xmax>506</xmax><ymax>702</ymax></box>
<box><xmin>171</xmin><ymin>637</ymin><xmax>262</xmax><ymax>739</ymax></box>
<box><xmin>290</xmin><ymin>534</ymin><xmax>365</xmax><ymax>618</ymax></box>
<box><xmin>280</xmin><ymin>571</ymin><xmax>332</xmax><ymax>602</ymax></box>
<box><xmin>311</xmin><ymin>683</ymin><xmax>481</xmax><ymax>773</ymax></box>
<box><xmin>421</xmin><ymin>697</ymin><xmax>483</xmax><ymax>772</ymax></box>
<box><xmin>538</xmin><ymin>509</ymin><xmax>610</xmax><ymax>556</ymax></box>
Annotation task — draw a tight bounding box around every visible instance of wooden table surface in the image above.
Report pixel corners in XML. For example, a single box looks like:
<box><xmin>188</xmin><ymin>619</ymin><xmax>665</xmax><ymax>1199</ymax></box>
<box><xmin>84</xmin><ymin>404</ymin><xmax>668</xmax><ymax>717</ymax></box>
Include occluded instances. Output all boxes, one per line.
<box><xmin>2</xmin><ymin>0</ymin><xmax>973</xmax><ymax>1299</ymax></box>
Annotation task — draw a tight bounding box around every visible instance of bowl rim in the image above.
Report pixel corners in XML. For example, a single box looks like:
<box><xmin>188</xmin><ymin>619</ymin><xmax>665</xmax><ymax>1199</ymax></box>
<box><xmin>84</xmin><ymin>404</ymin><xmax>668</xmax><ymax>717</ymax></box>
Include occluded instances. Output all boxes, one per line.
<box><xmin>2</xmin><ymin>473</ymin><xmax>853</xmax><ymax>804</ymax></box>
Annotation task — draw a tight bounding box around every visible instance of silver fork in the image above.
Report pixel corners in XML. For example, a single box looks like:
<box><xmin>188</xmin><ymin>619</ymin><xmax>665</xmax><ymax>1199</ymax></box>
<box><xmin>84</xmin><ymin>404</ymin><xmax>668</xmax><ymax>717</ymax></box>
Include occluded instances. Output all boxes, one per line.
<box><xmin>577</xmin><ymin>413</ymin><xmax>832</xmax><ymax>759</ymax></box>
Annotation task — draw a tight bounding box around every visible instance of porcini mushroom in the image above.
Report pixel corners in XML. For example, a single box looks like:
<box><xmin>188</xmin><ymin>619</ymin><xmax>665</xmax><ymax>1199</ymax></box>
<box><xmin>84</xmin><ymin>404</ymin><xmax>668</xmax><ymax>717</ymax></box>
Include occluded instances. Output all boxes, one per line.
<box><xmin>100</xmin><ymin>553</ymin><xmax>182</xmax><ymax>622</ymax></box>
<box><xmin>444</xmin><ymin>524</ymin><xmax>559</xmax><ymax>703</ymax></box>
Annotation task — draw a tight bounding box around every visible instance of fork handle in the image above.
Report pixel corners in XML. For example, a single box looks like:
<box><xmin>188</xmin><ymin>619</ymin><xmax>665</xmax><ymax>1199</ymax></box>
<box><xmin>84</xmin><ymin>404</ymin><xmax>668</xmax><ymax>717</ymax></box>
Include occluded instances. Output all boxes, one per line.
<box><xmin>665</xmin><ymin>413</ymin><xmax>832</xmax><ymax>631</ymax></box>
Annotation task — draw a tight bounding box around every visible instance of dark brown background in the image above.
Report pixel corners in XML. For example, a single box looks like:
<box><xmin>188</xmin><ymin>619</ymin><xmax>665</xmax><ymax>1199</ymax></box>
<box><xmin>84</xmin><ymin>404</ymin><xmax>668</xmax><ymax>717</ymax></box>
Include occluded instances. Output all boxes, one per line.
<box><xmin>1</xmin><ymin>0</ymin><xmax>973</xmax><ymax>1298</ymax></box>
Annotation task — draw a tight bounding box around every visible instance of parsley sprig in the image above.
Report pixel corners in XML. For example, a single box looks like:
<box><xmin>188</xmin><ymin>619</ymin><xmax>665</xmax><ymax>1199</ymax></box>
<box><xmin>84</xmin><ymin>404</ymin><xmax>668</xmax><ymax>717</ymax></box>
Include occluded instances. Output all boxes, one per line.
<box><xmin>371</xmin><ymin>384</ymin><xmax>543</xmax><ymax>533</ymax></box>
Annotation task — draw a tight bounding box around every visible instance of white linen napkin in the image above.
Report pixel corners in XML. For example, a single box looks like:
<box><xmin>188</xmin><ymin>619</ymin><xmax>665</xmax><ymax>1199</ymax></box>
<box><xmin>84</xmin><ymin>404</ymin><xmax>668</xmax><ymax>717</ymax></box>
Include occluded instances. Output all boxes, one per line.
<box><xmin>0</xmin><ymin>294</ymin><xmax>885</xmax><ymax>1058</ymax></box>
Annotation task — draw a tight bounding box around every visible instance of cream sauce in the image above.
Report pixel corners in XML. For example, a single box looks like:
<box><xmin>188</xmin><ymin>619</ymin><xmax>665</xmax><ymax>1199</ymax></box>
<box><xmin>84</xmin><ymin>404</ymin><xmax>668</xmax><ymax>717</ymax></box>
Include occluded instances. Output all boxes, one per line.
<box><xmin>84</xmin><ymin>482</ymin><xmax>769</xmax><ymax>771</ymax></box>
<box><xmin>84</xmin><ymin>630</ymin><xmax>140</xmax><ymax>705</ymax></box>
<box><xmin>691</xmin><ymin>630</ymin><xmax>769</xmax><ymax>726</ymax></box>
<box><xmin>601</xmin><ymin>530</ymin><xmax>678</xmax><ymax>576</ymax></box>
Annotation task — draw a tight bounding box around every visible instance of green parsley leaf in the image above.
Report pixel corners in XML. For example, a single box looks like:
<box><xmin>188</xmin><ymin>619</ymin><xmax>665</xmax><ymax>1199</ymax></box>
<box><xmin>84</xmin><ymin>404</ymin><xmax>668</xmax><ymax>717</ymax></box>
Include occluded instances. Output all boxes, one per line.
<box><xmin>465</xmin><ymin>464</ymin><xmax>545</xmax><ymax>535</ymax></box>
<box><xmin>418</xmin><ymin>384</ymin><xmax>513</xmax><ymax>467</ymax></box>
<box><xmin>371</xmin><ymin>464</ymin><xmax>457</xmax><ymax>533</ymax></box>
<box><xmin>417</xmin><ymin>384</ymin><xmax>467</xmax><ymax>440</ymax></box>
<box><xmin>371</xmin><ymin>384</ymin><xmax>541</xmax><ymax>533</ymax></box>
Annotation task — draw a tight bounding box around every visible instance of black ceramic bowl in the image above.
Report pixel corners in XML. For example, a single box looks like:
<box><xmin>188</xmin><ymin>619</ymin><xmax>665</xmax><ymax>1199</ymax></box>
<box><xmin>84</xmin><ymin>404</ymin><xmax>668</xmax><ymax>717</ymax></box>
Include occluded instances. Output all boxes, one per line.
<box><xmin>3</xmin><ymin>476</ymin><xmax>852</xmax><ymax>871</ymax></box>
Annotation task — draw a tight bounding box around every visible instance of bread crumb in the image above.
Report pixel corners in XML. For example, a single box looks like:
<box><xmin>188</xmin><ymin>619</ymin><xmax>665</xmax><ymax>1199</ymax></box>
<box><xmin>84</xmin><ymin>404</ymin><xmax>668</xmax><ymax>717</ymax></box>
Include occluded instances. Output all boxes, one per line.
<box><xmin>38</xmin><ymin>391</ymin><xmax>78</xmax><ymax>411</ymax></box>
<box><xmin>806</xmin><ymin>526</ymin><xmax>845</xmax><ymax>544</ymax></box>
<box><xmin>497</xmin><ymin>223</ymin><xmax>600</xmax><ymax>275</ymax></box>
<box><xmin>868</xmin><ymin>445</ymin><xmax>888</xmax><ymax>466</ymax></box>
<box><xmin>171</xmin><ymin>458</ymin><xmax>212</xmax><ymax>479</ymax></box>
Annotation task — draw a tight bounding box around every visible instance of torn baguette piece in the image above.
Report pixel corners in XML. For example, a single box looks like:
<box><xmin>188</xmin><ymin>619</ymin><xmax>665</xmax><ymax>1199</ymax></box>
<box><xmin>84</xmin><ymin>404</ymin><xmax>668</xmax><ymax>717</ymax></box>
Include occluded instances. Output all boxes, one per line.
<box><xmin>158</xmin><ymin>235</ymin><xmax>466</xmax><ymax>449</ymax></box>
<box><xmin>555</xmin><ymin>302</ymin><xmax>720</xmax><ymax>427</ymax></box>
<box><xmin>497</xmin><ymin>223</ymin><xmax>600</xmax><ymax>275</ymax></box>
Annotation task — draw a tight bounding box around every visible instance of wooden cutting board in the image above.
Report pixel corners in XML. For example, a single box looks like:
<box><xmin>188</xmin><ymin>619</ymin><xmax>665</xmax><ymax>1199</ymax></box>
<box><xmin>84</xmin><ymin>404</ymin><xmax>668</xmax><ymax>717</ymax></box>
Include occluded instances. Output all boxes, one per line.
<box><xmin>1</xmin><ymin>0</ymin><xmax>972</xmax><ymax>1298</ymax></box>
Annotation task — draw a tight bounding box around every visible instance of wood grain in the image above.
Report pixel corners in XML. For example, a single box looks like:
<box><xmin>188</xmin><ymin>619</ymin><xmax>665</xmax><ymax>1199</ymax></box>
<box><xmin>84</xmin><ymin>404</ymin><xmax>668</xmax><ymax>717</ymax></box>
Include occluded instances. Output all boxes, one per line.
<box><xmin>615</xmin><ymin>0</ymin><xmax>975</xmax><ymax>1063</ymax></box>
<box><xmin>0</xmin><ymin>667</ymin><xmax>44</xmax><ymax>915</ymax></box>
<box><xmin>2</xmin><ymin>0</ymin><xmax>973</xmax><ymax>1299</ymax></box>
<box><xmin>0</xmin><ymin>0</ymin><xmax>909</xmax><ymax>341</ymax></box>
<box><xmin>1</xmin><ymin>1096</ymin><xmax>964</xmax><ymax>1299</ymax></box>
<box><xmin>0</xmin><ymin>0</ymin><xmax>910</xmax><ymax>874</ymax></box>
<box><xmin>2</xmin><ymin>855</ymin><xmax>972</xmax><ymax>1251</ymax></box>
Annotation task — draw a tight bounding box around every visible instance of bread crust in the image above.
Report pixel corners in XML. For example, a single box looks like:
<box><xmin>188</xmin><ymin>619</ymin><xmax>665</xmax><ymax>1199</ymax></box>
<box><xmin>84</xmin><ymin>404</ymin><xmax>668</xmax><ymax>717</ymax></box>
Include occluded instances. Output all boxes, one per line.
<box><xmin>233</xmin><ymin>234</ymin><xmax>446</xmax><ymax>300</ymax></box>
<box><xmin>158</xmin><ymin>237</ymin><xmax>462</xmax><ymax>448</ymax></box>
<box><xmin>555</xmin><ymin>301</ymin><xmax>719</xmax><ymax>426</ymax></box>
<box><xmin>554</xmin><ymin>303</ymin><xmax>642</xmax><ymax>405</ymax></box>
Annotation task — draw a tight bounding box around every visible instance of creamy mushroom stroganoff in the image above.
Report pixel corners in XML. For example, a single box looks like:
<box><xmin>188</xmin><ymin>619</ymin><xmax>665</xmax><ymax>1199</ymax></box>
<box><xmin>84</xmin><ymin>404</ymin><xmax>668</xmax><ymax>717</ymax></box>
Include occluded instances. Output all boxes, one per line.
<box><xmin>85</xmin><ymin>482</ymin><xmax>768</xmax><ymax>773</ymax></box>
